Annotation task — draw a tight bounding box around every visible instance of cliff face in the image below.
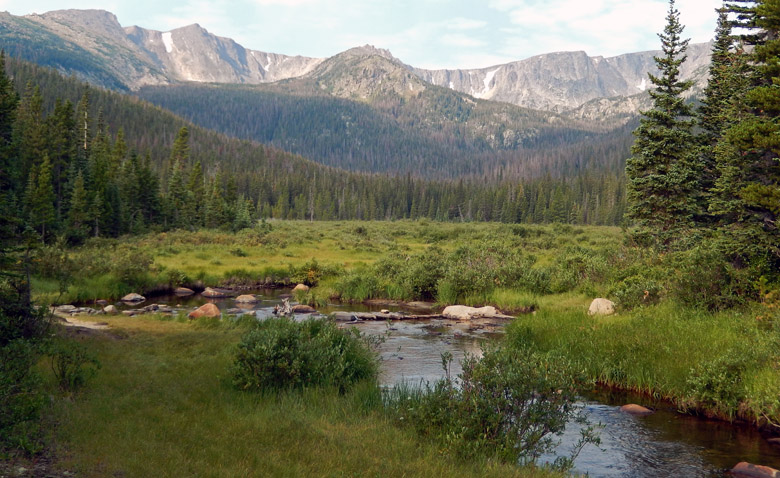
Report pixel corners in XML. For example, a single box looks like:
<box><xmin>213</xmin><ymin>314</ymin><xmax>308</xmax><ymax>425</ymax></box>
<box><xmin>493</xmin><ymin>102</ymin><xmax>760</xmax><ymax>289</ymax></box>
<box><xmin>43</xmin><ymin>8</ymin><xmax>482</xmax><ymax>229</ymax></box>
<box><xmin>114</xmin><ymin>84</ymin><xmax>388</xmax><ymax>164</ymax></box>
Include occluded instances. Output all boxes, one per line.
<box><xmin>0</xmin><ymin>8</ymin><xmax>712</xmax><ymax>118</ymax></box>
<box><xmin>413</xmin><ymin>42</ymin><xmax>712</xmax><ymax>112</ymax></box>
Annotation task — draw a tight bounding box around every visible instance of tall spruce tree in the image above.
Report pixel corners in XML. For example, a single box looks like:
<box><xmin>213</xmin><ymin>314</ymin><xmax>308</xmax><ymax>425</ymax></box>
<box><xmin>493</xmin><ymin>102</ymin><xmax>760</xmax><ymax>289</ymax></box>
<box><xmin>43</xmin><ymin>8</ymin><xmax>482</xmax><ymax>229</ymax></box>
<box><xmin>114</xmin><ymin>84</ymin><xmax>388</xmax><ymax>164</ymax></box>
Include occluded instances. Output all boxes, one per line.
<box><xmin>626</xmin><ymin>0</ymin><xmax>700</xmax><ymax>248</ymax></box>
<box><xmin>711</xmin><ymin>0</ymin><xmax>780</xmax><ymax>270</ymax></box>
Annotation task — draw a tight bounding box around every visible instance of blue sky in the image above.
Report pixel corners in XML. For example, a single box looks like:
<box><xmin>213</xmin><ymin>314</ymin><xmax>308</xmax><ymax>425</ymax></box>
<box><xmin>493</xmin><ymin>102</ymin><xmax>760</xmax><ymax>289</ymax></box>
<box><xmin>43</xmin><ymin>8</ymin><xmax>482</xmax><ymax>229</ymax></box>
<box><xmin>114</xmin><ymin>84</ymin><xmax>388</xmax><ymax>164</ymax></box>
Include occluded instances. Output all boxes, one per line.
<box><xmin>0</xmin><ymin>0</ymin><xmax>720</xmax><ymax>68</ymax></box>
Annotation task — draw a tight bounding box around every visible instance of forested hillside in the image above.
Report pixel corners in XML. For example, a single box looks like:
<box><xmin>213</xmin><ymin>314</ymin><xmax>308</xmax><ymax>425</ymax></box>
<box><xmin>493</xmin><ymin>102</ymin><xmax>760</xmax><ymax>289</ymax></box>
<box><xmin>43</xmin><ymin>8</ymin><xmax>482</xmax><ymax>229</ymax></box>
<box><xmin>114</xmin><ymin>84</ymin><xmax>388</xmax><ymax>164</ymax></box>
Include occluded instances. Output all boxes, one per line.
<box><xmin>1</xmin><ymin>55</ymin><xmax>627</xmax><ymax>248</ymax></box>
<box><xmin>137</xmin><ymin>79</ymin><xmax>635</xmax><ymax>180</ymax></box>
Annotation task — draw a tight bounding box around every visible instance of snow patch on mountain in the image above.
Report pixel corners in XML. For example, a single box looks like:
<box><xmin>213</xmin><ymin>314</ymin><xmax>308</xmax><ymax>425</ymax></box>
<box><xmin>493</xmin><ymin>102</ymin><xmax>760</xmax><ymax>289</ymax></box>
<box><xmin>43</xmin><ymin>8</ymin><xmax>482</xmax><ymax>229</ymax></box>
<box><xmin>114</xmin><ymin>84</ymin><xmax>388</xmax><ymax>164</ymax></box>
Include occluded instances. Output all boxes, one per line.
<box><xmin>161</xmin><ymin>32</ymin><xmax>174</xmax><ymax>53</ymax></box>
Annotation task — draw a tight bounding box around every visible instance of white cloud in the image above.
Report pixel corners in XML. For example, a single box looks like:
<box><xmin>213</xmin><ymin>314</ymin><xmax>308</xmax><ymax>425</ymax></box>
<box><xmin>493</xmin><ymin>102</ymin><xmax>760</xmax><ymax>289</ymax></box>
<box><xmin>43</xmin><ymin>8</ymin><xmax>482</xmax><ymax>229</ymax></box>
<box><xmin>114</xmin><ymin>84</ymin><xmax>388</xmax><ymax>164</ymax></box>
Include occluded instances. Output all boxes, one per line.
<box><xmin>447</xmin><ymin>17</ymin><xmax>488</xmax><ymax>30</ymax></box>
<box><xmin>492</xmin><ymin>0</ymin><xmax>718</xmax><ymax>59</ymax></box>
<box><xmin>441</xmin><ymin>33</ymin><xmax>487</xmax><ymax>48</ymax></box>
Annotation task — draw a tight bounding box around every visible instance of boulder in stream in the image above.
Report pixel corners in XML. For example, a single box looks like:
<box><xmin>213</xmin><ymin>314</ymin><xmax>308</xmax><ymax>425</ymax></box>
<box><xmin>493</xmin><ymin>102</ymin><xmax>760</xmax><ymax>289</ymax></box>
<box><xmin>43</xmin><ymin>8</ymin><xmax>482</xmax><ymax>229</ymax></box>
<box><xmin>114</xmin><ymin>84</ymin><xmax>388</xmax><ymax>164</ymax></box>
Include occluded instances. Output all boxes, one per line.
<box><xmin>121</xmin><ymin>293</ymin><xmax>145</xmax><ymax>302</ymax></box>
<box><xmin>235</xmin><ymin>294</ymin><xmax>258</xmax><ymax>303</ymax></box>
<box><xmin>619</xmin><ymin>404</ymin><xmax>654</xmax><ymax>416</ymax></box>
<box><xmin>103</xmin><ymin>305</ymin><xmax>118</xmax><ymax>314</ymax></box>
<box><xmin>188</xmin><ymin>303</ymin><xmax>221</xmax><ymax>319</ymax></box>
<box><xmin>731</xmin><ymin>462</ymin><xmax>780</xmax><ymax>478</ymax></box>
<box><xmin>175</xmin><ymin>287</ymin><xmax>194</xmax><ymax>296</ymax></box>
<box><xmin>202</xmin><ymin>287</ymin><xmax>231</xmax><ymax>298</ymax></box>
<box><xmin>293</xmin><ymin>283</ymin><xmax>310</xmax><ymax>293</ymax></box>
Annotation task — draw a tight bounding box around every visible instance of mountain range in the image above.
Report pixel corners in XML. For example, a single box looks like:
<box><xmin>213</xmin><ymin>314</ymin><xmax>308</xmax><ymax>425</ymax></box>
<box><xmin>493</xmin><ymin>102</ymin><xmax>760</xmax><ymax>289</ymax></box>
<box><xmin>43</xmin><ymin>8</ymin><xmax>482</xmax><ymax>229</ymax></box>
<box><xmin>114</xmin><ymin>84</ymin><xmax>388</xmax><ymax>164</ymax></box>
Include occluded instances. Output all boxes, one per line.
<box><xmin>0</xmin><ymin>9</ymin><xmax>713</xmax><ymax>115</ymax></box>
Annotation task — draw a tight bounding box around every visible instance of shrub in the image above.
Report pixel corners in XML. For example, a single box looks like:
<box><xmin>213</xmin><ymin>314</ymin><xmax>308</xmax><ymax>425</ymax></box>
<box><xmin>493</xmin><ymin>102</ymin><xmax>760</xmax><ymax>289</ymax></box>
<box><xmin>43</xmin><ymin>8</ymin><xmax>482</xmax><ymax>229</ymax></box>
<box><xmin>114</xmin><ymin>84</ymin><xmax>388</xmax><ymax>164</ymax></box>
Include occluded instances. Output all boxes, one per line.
<box><xmin>0</xmin><ymin>280</ymin><xmax>50</xmax><ymax>456</ymax></box>
<box><xmin>611</xmin><ymin>275</ymin><xmax>664</xmax><ymax>310</ymax></box>
<box><xmin>232</xmin><ymin>317</ymin><xmax>379</xmax><ymax>393</ymax></box>
<box><xmin>385</xmin><ymin>345</ymin><xmax>598</xmax><ymax>469</ymax></box>
<box><xmin>669</xmin><ymin>245</ymin><xmax>754</xmax><ymax>311</ymax></box>
<box><xmin>335</xmin><ymin>270</ymin><xmax>381</xmax><ymax>302</ymax></box>
<box><xmin>685</xmin><ymin>350</ymin><xmax>751</xmax><ymax>419</ymax></box>
<box><xmin>48</xmin><ymin>339</ymin><xmax>101</xmax><ymax>393</ymax></box>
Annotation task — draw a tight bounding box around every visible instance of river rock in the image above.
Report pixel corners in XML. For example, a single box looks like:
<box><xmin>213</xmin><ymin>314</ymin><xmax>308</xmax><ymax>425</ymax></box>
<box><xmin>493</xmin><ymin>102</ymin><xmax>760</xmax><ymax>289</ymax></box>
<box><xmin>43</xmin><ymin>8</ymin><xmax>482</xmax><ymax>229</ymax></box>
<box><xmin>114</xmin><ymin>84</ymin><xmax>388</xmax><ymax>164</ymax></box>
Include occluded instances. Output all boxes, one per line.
<box><xmin>406</xmin><ymin>301</ymin><xmax>436</xmax><ymax>311</ymax></box>
<box><xmin>292</xmin><ymin>304</ymin><xmax>316</xmax><ymax>313</ymax></box>
<box><xmin>332</xmin><ymin>311</ymin><xmax>358</xmax><ymax>322</ymax></box>
<box><xmin>175</xmin><ymin>287</ymin><xmax>194</xmax><ymax>296</ymax></box>
<box><xmin>226</xmin><ymin>308</ymin><xmax>244</xmax><ymax>315</ymax></box>
<box><xmin>588</xmin><ymin>298</ymin><xmax>615</xmax><ymax>316</ymax></box>
<box><xmin>443</xmin><ymin>305</ymin><xmax>498</xmax><ymax>320</ymax></box>
<box><xmin>188</xmin><ymin>303</ymin><xmax>221</xmax><ymax>319</ymax></box>
<box><xmin>202</xmin><ymin>287</ymin><xmax>231</xmax><ymax>298</ymax></box>
<box><xmin>381</xmin><ymin>309</ymin><xmax>390</xmax><ymax>314</ymax></box>
<box><xmin>620</xmin><ymin>404</ymin><xmax>654</xmax><ymax>416</ymax></box>
<box><xmin>292</xmin><ymin>283</ymin><xmax>310</xmax><ymax>293</ymax></box>
<box><xmin>122</xmin><ymin>293</ymin><xmax>145</xmax><ymax>302</ymax></box>
<box><xmin>122</xmin><ymin>310</ymin><xmax>138</xmax><ymax>316</ymax></box>
<box><xmin>96</xmin><ymin>299</ymin><xmax>108</xmax><ymax>306</ymax></box>
<box><xmin>731</xmin><ymin>462</ymin><xmax>780</xmax><ymax>478</ymax></box>
<box><xmin>235</xmin><ymin>294</ymin><xmax>258</xmax><ymax>303</ymax></box>
<box><xmin>103</xmin><ymin>305</ymin><xmax>118</xmax><ymax>314</ymax></box>
<box><xmin>55</xmin><ymin>305</ymin><xmax>76</xmax><ymax>313</ymax></box>
<box><xmin>768</xmin><ymin>438</ymin><xmax>780</xmax><ymax>446</ymax></box>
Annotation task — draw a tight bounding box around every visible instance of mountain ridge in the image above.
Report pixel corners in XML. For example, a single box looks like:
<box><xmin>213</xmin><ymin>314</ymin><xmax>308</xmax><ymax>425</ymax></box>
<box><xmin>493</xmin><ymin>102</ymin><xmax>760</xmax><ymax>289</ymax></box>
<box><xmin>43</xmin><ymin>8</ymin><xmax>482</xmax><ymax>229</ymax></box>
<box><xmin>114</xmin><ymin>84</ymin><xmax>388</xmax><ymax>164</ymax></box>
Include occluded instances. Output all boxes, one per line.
<box><xmin>0</xmin><ymin>8</ymin><xmax>713</xmax><ymax>114</ymax></box>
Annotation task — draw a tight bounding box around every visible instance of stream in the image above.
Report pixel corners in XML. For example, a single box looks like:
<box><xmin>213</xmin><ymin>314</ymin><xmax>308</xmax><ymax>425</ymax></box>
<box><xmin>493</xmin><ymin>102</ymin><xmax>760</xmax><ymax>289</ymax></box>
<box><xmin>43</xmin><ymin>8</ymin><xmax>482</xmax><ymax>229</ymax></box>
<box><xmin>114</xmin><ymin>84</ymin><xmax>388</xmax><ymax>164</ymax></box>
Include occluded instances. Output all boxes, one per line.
<box><xmin>116</xmin><ymin>288</ymin><xmax>780</xmax><ymax>477</ymax></box>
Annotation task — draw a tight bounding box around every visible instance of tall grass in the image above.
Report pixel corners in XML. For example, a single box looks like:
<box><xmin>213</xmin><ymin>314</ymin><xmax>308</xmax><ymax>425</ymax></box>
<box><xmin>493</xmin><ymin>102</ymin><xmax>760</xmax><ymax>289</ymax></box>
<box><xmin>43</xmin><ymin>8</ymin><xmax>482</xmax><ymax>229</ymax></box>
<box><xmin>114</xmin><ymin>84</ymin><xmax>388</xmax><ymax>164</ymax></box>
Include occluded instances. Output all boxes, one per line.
<box><xmin>51</xmin><ymin>316</ymin><xmax>558</xmax><ymax>478</ymax></box>
<box><xmin>507</xmin><ymin>301</ymin><xmax>780</xmax><ymax>424</ymax></box>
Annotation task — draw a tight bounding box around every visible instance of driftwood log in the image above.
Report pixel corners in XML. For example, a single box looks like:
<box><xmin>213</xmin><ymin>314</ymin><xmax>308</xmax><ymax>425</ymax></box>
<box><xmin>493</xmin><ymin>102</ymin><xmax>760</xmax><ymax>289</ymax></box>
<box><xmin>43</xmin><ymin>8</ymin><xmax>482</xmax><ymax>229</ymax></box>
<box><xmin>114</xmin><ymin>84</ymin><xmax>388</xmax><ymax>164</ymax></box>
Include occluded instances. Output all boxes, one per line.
<box><xmin>330</xmin><ymin>311</ymin><xmax>515</xmax><ymax>322</ymax></box>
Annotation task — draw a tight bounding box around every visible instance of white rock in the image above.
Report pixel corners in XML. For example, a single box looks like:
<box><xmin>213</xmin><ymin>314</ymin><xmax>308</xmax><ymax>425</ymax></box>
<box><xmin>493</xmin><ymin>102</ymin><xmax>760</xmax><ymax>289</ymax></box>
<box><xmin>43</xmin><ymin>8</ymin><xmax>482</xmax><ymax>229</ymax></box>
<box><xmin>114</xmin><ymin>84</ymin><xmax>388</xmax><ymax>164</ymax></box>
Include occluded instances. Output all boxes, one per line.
<box><xmin>103</xmin><ymin>305</ymin><xmax>118</xmax><ymax>314</ymax></box>
<box><xmin>588</xmin><ymin>298</ymin><xmax>615</xmax><ymax>316</ymax></box>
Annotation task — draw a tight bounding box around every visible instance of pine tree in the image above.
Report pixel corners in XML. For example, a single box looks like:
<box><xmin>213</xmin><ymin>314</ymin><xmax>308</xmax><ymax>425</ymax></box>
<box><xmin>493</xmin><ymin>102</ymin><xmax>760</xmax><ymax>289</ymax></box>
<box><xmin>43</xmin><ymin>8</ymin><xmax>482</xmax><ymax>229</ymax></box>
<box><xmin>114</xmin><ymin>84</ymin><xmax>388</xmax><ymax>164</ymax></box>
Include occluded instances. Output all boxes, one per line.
<box><xmin>711</xmin><ymin>0</ymin><xmax>780</xmax><ymax>270</ymax></box>
<box><xmin>170</xmin><ymin>126</ymin><xmax>190</xmax><ymax>169</ymax></box>
<box><xmin>626</xmin><ymin>0</ymin><xmax>700</xmax><ymax>248</ymax></box>
<box><xmin>0</xmin><ymin>50</ymin><xmax>20</xmax><ymax>262</ymax></box>
<box><xmin>24</xmin><ymin>156</ymin><xmax>56</xmax><ymax>242</ymax></box>
<box><xmin>67</xmin><ymin>171</ymin><xmax>90</xmax><ymax>243</ymax></box>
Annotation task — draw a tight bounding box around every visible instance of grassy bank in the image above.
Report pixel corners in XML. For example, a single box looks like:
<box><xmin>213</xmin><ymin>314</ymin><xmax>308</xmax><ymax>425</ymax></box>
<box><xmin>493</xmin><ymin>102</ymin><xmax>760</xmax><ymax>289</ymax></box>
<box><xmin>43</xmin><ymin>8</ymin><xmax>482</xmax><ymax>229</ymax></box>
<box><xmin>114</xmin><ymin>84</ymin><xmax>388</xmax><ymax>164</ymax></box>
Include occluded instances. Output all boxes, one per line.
<box><xmin>30</xmin><ymin>220</ymin><xmax>780</xmax><ymax>430</ymax></box>
<box><xmin>47</xmin><ymin>315</ymin><xmax>556</xmax><ymax>478</ymax></box>
<box><xmin>32</xmin><ymin>221</ymin><xmax>621</xmax><ymax>306</ymax></box>
<box><xmin>507</xmin><ymin>301</ymin><xmax>780</xmax><ymax>426</ymax></box>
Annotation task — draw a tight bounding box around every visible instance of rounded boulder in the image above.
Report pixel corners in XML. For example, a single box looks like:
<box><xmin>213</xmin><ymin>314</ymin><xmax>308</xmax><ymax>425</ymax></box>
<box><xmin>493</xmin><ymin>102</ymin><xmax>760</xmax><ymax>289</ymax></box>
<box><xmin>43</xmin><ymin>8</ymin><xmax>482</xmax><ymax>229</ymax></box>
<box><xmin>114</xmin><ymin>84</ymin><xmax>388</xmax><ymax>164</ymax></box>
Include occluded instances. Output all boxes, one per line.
<box><xmin>188</xmin><ymin>303</ymin><xmax>221</xmax><ymax>319</ymax></box>
<box><xmin>588</xmin><ymin>298</ymin><xmax>615</xmax><ymax>316</ymax></box>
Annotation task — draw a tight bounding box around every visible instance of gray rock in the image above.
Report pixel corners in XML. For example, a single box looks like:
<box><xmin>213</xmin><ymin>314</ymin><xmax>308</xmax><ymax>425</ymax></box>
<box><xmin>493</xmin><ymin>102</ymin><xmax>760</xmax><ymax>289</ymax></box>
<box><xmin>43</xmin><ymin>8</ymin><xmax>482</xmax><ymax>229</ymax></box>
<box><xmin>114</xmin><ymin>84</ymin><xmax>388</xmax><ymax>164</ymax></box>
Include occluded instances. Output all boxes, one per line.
<box><xmin>103</xmin><ymin>305</ymin><xmax>118</xmax><ymax>314</ymax></box>
<box><xmin>55</xmin><ymin>305</ymin><xmax>76</xmax><ymax>313</ymax></box>
<box><xmin>332</xmin><ymin>311</ymin><xmax>358</xmax><ymax>322</ymax></box>
<box><xmin>122</xmin><ymin>293</ymin><xmax>145</xmax><ymax>302</ymax></box>
<box><xmin>292</xmin><ymin>304</ymin><xmax>316</xmax><ymax>314</ymax></box>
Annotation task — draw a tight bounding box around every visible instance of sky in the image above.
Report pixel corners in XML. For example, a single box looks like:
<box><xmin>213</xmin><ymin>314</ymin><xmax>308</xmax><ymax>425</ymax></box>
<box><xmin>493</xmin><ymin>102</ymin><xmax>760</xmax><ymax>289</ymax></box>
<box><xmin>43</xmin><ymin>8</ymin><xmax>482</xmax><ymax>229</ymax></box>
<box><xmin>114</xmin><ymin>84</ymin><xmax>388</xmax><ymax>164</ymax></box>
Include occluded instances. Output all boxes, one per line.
<box><xmin>0</xmin><ymin>0</ymin><xmax>721</xmax><ymax>69</ymax></box>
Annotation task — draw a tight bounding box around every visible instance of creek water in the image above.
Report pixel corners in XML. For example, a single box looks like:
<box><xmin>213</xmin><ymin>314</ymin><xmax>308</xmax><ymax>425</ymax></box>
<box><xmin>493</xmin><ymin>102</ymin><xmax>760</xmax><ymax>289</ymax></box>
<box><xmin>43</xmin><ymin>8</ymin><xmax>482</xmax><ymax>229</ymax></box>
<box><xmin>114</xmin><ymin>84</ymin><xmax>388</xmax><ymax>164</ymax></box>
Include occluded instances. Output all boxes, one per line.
<box><xmin>121</xmin><ymin>288</ymin><xmax>780</xmax><ymax>477</ymax></box>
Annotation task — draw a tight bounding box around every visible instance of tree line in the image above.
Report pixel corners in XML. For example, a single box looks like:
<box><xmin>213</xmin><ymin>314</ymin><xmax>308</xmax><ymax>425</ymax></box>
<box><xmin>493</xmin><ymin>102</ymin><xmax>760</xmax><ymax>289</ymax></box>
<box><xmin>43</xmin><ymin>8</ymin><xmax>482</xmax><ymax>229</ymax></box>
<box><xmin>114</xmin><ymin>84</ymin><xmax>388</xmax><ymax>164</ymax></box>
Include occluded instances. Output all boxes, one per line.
<box><xmin>627</xmin><ymin>0</ymin><xmax>779</xmax><ymax>277</ymax></box>
<box><xmin>0</xmin><ymin>53</ymin><xmax>629</xmax><ymax>246</ymax></box>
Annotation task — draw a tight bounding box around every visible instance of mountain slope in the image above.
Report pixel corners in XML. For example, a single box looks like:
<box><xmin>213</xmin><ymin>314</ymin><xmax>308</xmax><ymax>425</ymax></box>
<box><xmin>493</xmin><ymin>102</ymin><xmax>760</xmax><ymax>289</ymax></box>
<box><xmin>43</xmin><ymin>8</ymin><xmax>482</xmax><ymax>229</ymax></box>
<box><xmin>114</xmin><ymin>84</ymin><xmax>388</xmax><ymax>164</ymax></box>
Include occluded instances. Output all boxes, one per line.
<box><xmin>4</xmin><ymin>57</ymin><xmax>627</xmax><ymax>225</ymax></box>
<box><xmin>0</xmin><ymin>8</ymin><xmax>712</xmax><ymax>116</ymax></box>
<box><xmin>137</xmin><ymin>47</ymin><xmax>632</xmax><ymax>180</ymax></box>
<box><xmin>413</xmin><ymin>43</ymin><xmax>712</xmax><ymax>112</ymax></box>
